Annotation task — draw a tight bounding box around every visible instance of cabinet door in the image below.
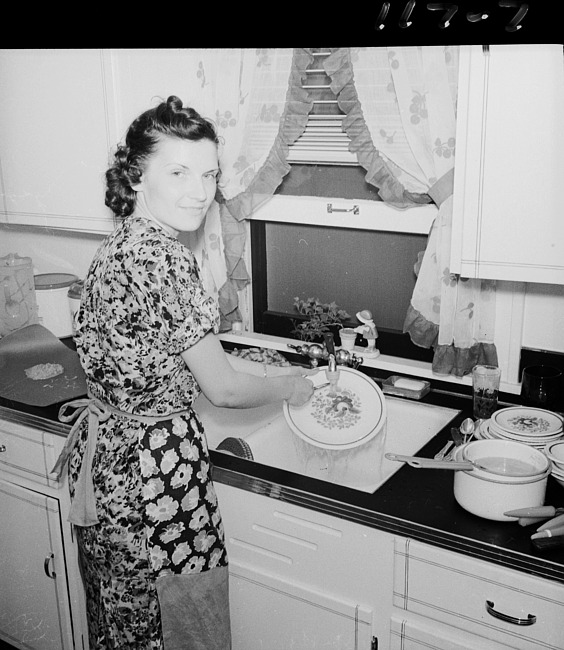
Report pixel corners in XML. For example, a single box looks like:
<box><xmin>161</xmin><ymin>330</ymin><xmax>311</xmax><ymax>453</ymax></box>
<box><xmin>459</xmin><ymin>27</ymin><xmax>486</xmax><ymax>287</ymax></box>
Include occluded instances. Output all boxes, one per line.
<box><xmin>0</xmin><ymin>479</ymin><xmax>74</xmax><ymax>650</ymax></box>
<box><xmin>215</xmin><ymin>482</ymin><xmax>390</xmax><ymax>649</ymax></box>
<box><xmin>451</xmin><ymin>44</ymin><xmax>564</xmax><ymax>284</ymax></box>
<box><xmin>0</xmin><ymin>49</ymin><xmax>115</xmax><ymax>233</ymax></box>
<box><xmin>230</xmin><ymin>561</ymin><xmax>374</xmax><ymax>650</ymax></box>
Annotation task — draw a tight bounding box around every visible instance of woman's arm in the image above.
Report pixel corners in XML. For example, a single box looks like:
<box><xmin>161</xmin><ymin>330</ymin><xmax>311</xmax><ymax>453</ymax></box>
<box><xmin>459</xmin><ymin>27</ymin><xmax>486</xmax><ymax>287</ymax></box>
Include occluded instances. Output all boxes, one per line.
<box><xmin>181</xmin><ymin>332</ymin><xmax>315</xmax><ymax>408</ymax></box>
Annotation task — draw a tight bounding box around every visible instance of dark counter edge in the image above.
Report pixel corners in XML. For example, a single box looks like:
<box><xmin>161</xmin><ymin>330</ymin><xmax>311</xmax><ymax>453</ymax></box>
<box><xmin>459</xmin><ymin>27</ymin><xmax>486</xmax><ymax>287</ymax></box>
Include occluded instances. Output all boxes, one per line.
<box><xmin>2</xmin><ymin>397</ymin><xmax>563</xmax><ymax>586</ymax></box>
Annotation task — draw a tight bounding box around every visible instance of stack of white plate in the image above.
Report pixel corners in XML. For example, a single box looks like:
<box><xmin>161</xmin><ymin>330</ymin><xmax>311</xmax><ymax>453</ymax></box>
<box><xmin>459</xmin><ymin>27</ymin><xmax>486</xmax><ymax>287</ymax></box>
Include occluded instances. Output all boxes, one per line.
<box><xmin>544</xmin><ymin>440</ymin><xmax>564</xmax><ymax>489</ymax></box>
<box><xmin>475</xmin><ymin>406</ymin><xmax>564</xmax><ymax>450</ymax></box>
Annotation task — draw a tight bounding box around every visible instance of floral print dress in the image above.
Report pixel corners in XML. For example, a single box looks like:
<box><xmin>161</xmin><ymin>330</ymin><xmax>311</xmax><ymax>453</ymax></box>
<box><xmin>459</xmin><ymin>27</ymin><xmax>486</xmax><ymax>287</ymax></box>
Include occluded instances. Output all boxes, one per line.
<box><xmin>68</xmin><ymin>214</ymin><xmax>227</xmax><ymax>649</ymax></box>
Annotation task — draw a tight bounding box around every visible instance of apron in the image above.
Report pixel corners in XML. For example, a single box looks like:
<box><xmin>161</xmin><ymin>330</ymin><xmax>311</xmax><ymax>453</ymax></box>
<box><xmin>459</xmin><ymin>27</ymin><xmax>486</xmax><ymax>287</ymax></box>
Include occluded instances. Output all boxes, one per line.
<box><xmin>52</xmin><ymin>397</ymin><xmax>232</xmax><ymax>650</ymax></box>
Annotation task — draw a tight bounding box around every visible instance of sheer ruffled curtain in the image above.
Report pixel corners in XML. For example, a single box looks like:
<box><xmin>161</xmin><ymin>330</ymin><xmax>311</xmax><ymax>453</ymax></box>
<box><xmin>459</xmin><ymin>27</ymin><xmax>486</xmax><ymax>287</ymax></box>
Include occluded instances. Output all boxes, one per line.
<box><xmin>181</xmin><ymin>48</ymin><xmax>312</xmax><ymax>330</ymax></box>
<box><xmin>326</xmin><ymin>46</ymin><xmax>497</xmax><ymax>377</ymax></box>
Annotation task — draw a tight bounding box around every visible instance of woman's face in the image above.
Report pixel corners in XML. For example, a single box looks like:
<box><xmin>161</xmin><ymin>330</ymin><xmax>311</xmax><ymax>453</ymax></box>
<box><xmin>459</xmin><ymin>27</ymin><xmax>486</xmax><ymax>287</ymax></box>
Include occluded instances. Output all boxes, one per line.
<box><xmin>132</xmin><ymin>136</ymin><xmax>219</xmax><ymax>236</ymax></box>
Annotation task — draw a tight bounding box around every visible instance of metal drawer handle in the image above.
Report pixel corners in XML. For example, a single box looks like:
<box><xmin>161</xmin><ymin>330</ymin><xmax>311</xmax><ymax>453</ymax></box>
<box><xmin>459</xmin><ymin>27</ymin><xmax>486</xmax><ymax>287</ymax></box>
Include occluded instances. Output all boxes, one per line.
<box><xmin>44</xmin><ymin>552</ymin><xmax>56</xmax><ymax>579</ymax></box>
<box><xmin>0</xmin><ymin>444</ymin><xmax>6</xmax><ymax>452</ymax></box>
<box><xmin>486</xmin><ymin>600</ymin><xmax>536</xmax><ymax>626</ymax></box>
<box><xmin>327</xmin><ymin>203</ymin><xmax>359</xmax><ymax>215</ymax></box>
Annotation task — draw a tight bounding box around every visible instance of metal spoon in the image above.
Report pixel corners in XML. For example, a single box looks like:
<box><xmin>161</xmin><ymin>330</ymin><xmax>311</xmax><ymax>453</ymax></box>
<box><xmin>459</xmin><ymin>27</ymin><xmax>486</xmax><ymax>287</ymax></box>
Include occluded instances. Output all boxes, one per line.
<box><xmin>459</xmin><ymin>417</ymin><xmax>475</xmax><ymax>444</ymax></box>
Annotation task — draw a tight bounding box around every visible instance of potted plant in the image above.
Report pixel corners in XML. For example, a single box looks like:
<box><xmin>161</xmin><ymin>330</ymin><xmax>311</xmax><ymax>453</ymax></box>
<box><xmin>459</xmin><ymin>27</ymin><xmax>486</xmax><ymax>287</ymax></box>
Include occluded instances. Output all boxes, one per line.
<box><xmin>291</xmin><ymin>296</ymin><xmax>350</xmax><ymax>342</ymax></box>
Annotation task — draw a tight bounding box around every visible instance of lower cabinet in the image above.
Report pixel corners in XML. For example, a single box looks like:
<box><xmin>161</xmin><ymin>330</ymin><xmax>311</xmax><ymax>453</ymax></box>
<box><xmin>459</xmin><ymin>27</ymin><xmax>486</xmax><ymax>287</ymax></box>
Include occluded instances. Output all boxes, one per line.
<box><xmin>392</xmin><ymin>538</ymin><xmax>564</xmax><ymax>650</ymax></box>
<box><xmin>0</xmin><ymin>409</ymin><xmax>88</xmax><ymax>650</ymax></box>
<box><xmin>216</xmin><ymin>481</ymin><xmax>564</xmax><ymax>650</ymax></box>
<box><xmin>0</xmin><ymin>480</ymin><xmax>74</xmax><ymax>650</ymax></box>
<box><xmin>230</xmin><ymin>562</ymin><xmax>374</xmax><ymax>649</ymax></box>
<box><xmin>389</xmin><ymin>615</ymin><xmax>510</xmax><ymax>650</ymax></box>
<box><xmin>215</xmin><ymin>482</ymin><xmax>390</xmax><ymax>650</ymax></box>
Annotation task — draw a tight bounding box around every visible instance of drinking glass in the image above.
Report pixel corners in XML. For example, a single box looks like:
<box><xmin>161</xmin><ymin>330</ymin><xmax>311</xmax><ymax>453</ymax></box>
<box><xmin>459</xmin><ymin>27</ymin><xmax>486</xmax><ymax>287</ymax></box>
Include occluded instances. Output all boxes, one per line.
<box><xmin>520</xmin><ymin>365</ymin><xmax>562</xmax><ymax>410</ymax></box>
<box><xmin>472</xmin><ymin>365</ymin><xmax>501</xmax><ymax>419</ymax></box>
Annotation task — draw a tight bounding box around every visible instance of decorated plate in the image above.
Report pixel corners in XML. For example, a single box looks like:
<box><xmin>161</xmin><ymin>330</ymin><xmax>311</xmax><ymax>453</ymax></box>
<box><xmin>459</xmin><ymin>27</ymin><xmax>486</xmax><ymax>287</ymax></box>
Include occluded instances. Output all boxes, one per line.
<box><xmin>488</xmin><ymin>422</ymin><xmax>563</xmax><ymax>443</ymax></box>
<box><xmin>283</xmin><ymin>366</ymin><xmax>387</xmax><ymax>450</ymax></box>
<box><xmin>477</xmin><ymin>418</ymin><xmax>563</xmax><ymax>449</ymax></box>
<box><xmin>491</xmin><ymin>407</ymin><xmax>563</xmax><ymax>436</ymax></box>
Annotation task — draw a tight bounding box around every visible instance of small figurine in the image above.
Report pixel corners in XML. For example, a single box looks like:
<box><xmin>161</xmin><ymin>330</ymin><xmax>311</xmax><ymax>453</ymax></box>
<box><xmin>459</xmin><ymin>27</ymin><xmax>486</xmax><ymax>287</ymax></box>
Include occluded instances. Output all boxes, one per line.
<box><xmin>354</xmin><ymin>309</ymin><xmax>380</xmax><ymax>358</ymax></box>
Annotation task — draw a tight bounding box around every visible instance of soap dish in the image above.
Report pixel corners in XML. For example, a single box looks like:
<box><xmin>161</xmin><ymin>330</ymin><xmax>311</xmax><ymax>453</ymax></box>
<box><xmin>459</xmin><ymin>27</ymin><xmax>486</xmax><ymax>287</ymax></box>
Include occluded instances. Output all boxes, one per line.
<box><xmin>382</xmin><ymin>375</ymin><xmax>430</xmax><ymax>400</ymax></box>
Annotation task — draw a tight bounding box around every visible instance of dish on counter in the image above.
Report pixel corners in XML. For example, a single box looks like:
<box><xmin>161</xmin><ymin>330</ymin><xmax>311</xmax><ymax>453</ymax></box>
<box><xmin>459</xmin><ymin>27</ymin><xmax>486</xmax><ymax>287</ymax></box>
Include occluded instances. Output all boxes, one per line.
<box><xmin>491</xmin><ymin>406</ymin><xmax>563</xmax><ymax>436</ymax></box>
<box><xmin>475</xmin><ymin>407</ymin><xmax>563</xmax><ymax>450</ymax></box>
<box><xmin>544</xmin><ymin>440</ymin><xmax>564</xmax><ymax>470</ymax></box>
<box><xmin>283</xmin><ymin>366</ymin><xmax>386</xmax><ymax>450</ymax></box>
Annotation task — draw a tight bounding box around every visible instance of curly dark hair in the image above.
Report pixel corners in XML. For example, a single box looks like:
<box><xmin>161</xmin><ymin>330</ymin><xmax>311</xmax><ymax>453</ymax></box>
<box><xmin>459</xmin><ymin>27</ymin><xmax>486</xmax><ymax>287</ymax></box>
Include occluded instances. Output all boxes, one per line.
<box><xmin>105</xmin><ymin>95</ymin><xmax>219</xmax><ymax>219</ymax></box>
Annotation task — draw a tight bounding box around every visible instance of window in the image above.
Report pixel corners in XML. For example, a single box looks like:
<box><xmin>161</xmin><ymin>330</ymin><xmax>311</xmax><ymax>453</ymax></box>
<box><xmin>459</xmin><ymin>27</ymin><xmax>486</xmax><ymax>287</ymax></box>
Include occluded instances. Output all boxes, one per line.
<box><xmin>247</xmin><ymin>48</ymin><xmax>437</xmax><ymax>363</ymax></box>
<box><xmin>286</xmin><ymin>49</ymin><xmax>356</xmax><ymax>166</ymax></box>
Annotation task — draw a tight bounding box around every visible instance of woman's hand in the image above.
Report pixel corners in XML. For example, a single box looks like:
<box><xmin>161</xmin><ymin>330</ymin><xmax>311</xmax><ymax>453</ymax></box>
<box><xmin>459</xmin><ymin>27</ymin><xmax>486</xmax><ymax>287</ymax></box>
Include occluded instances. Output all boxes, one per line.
<box><xmin>286</xmin><ymin>374</ymin><xmax>315</xmax><ymax>407</ymax></box>
<box><xmin>266</xmin><ymin>364</ymin><xmax>317</xmax><ymax>406</ymax></box>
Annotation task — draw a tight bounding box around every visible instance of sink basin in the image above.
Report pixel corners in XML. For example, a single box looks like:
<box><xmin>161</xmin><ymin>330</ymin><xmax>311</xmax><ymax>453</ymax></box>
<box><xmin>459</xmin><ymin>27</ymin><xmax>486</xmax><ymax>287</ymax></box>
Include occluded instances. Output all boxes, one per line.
<box><xmin>194</xmin><ymin>394</ymin><xmax>460</xmax><ymax>493</ymax></box>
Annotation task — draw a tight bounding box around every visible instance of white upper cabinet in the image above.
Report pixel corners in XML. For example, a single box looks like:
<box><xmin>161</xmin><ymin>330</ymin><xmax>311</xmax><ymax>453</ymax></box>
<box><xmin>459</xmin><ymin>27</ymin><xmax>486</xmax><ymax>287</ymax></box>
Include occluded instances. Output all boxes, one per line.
<box><xmin>451</xmin><ymin>44</ymin><xmax>564</xmax><ymax>284</ymax></box>
<box><xmin>0</xmin><ymin>48</ymin><xmax>195</xmax><ymax>234</ymax></box>
<box><xmin>0</xmin><ymin>49</ymin><xmax>116</xmax><ymax>233</ymax></box>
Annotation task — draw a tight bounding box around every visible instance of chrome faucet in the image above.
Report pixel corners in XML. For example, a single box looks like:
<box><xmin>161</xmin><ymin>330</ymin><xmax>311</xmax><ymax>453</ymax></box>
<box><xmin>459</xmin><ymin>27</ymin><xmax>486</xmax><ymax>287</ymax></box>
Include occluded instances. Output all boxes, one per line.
<box><xmin>287</xmin><ymin>331</ymin><xmax>363</xmax><ymax>369</ymax></box>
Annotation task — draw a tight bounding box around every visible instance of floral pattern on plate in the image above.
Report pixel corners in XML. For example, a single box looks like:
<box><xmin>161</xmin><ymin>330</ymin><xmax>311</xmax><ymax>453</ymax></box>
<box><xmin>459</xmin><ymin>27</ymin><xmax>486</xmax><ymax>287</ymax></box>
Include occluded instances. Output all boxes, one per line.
<box><xmin>283</xmin><ymin>366</ymin><xmax>387</xmax><ymax>450</ymax></box>
<box><xmin>310</xmin><ymin>388</ymin><xmax>362</xmax><ymax>430</ymax></box>
<box><xmin>506</xmin><ymin>415</ymin><xmax>552</xmax><ymax>433</ymax></box>
<box><xmin>492</xmin><ymin>407</ymin><xmax>563</xmax><ymax>436</ymax></box>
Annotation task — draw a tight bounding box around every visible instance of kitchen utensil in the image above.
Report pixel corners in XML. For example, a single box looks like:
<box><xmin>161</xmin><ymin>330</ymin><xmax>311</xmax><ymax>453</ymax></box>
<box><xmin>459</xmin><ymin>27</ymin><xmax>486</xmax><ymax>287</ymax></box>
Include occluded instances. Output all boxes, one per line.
<box><xmin>531</xmin><ymin>525</ymin><xmax>564</xmax><ymax>540</ymax></box>
<box><xmin>531</xmin><ymin>535</ymin><xmax>564</xmax><ymax>550</ymax></box>
<box><xmin>472</xmin><ymin>364</ymin><xmax>501</xmax><ymax>419</ymax></box>
<box><xmin>284</xmin><ymin>366</ymin><xmax>386</xmax><ymax>450</ymax></box>
<box><xmin>67</xmin><ymin>278</ymin><xmax>84</xmax><ymax>335</ymax></box>
<box><xmin>451</xmin><ymin>426</ymin><xmax>464</xmax><ymax>447</ymax></box>
<box><xmin>0</xmin><ymin>253</ymin><xmax>39</xmax><ymax>337</ymax></box>
<box><xmin>34</xmin><ymin>273</ymin><xmax>78</xmax><ymax>338</ymax></box>
<box><xmin>452</xmin><ymin>441</ymin><xmax>550</xmax><ymax>521</ymax></box>
<box><xmin>386</xmin><ymin>442</ymin><xmax>547</xmax><ymax>476</ymax></box>
<box><xmin>443</xmin><ymin>426</ymin><xmax>464</xmax><ymax>460</ymax></box>
<box><xmin>384</xmin><ymin>453</ymin><xmax>472</xmax><ymax>470</ymax></box>
<box><xmin>460</xmin><ymin>417</ymin><xmax>475</xmax><ymax>443</ymax></box>
<box><xmin>521</xmin><ymin>365</ymin><xmax>562</xmax><ymax>410</ymax></box>
<box><xmin>434</xmin><ymin>440</ymin><xmax>454</xmax><ymax>460</ymax></box>
<box><xmin>461</xmin><ymin>439</ymin><xmax>550</xmax><ymax>479</ymax></box>
<box><xmin>503</xmin><ymin>506</ymin><xmax>564</xmax><ymax>527</ymax></box>
<box><xmin>538</xmin><ymin>513</ymin><xmax>564</xmax><ymax>532</ymax></box>
<box><xmin>504</xmin><ymin>506</ymin><xmax>564</xmax><ymax>520</ymax></box>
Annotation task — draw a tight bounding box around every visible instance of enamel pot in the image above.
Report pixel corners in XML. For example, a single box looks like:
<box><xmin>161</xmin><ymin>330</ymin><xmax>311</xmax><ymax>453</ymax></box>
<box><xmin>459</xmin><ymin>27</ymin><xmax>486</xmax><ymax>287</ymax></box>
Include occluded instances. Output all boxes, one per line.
<box><xmin>452</xmin><ymin>440</ymin><xmax>551</xmax><ymax>522</ymax></box>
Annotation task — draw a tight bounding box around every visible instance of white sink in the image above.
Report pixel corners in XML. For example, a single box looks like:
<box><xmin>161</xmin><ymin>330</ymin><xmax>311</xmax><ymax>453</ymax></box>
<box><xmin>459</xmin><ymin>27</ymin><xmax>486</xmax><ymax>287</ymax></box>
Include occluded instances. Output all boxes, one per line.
<box><xmin>195</xmin><ymin>394</ymin><xmax>460</xmax><ymax>493</ymax></box>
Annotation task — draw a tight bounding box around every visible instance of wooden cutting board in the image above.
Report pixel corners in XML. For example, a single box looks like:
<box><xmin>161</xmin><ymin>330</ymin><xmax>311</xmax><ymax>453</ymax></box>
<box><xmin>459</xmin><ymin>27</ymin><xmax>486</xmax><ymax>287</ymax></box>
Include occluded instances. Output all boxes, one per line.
<box><xmin>0</xmin><ymin>324</ymin><xmax>87</xmax><ymax>407</ymax></box>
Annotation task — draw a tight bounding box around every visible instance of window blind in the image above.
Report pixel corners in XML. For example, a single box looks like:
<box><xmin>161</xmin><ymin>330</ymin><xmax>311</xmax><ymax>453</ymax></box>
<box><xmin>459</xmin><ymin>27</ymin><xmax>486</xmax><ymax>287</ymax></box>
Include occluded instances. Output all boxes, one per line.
<box><xmin>287</xmin><ymin>49</ymin><xmax>357</xmax><ymax>165</ymax></box>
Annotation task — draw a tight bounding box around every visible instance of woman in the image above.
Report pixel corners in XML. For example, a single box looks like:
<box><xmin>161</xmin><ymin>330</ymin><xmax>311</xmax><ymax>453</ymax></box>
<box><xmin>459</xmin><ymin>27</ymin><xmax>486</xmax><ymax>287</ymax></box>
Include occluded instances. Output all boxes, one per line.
<box><xmin>53</xmin><ymin>96</ymin><xmax>314</xmax><ymax>650</ymax></box>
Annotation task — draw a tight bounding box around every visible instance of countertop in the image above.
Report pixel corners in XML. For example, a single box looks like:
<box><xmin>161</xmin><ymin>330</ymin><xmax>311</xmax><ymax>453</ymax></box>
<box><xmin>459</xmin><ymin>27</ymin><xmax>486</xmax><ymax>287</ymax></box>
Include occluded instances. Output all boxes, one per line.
<box><xmin>1</xmin><ymin>350</ymin><xmax>563</xmax><ymax>586</ymax></box>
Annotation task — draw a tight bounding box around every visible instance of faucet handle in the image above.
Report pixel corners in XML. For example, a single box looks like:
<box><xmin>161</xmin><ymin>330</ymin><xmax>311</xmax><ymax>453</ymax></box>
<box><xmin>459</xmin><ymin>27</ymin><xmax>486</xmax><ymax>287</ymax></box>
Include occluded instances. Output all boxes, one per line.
<box><xmin>323</xmin><ymin>332</ymin><xmax>336</xmax><ymax>358</ymax></box>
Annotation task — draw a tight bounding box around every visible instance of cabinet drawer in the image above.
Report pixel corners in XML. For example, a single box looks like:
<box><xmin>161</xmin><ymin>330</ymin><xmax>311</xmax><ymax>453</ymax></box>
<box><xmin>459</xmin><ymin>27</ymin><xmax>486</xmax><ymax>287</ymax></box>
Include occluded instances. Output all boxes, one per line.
<box><xmin>390</xmin><ymin>615</ymin><xmax>511</xmax><ymax>650</ymax></box>
<box><xmin>394</xmin><ymin>538</ymin><xmax>564</xmax><ymax>650</ymax></box>
<box><xmin>0</xmin><ymin>418</ymin><xmax>62</xmax><ymax>487</ymax></box>
<box><xmin>215</xmin><ymin>482</ymin><xmax>392</xmax><ymax>605</ymax></box>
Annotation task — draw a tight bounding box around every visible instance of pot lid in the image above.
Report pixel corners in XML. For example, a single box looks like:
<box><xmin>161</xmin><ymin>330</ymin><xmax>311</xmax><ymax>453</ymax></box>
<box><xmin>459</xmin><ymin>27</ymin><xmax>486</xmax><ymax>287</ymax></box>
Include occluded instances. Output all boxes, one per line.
<box><xmin>34</xmin><ymin>272</ymin><xmax>78</xmax><ymax>290</ymax></box>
